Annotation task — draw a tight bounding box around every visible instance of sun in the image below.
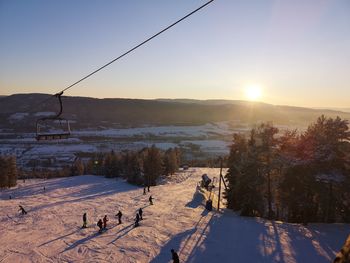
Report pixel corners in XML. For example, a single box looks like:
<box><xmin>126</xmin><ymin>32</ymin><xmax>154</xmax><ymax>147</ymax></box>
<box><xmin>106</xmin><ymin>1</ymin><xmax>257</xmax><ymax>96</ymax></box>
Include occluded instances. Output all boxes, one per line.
<box><xmin>244</xmin><ymin>85</ymin><xmax>262</xmax><ymax>101</ymax></box>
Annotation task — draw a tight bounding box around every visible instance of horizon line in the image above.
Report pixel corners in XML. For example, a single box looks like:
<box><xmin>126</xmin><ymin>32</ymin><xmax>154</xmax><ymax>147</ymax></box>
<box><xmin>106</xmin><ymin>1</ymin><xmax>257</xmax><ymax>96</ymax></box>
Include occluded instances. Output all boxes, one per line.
<box><xmin>1</xmin><ymin>92</ymin><xmax>350</xmax><ymax>111</ymax></box>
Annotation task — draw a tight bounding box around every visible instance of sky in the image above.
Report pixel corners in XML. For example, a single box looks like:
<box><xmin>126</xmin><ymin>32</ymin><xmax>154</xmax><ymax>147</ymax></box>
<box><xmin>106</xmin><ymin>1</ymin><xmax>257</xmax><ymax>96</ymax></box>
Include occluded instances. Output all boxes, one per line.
<box><xmin>0</xmin><ymin>0</ymin><xmax>349</xmax><ymax>108</ymax></box>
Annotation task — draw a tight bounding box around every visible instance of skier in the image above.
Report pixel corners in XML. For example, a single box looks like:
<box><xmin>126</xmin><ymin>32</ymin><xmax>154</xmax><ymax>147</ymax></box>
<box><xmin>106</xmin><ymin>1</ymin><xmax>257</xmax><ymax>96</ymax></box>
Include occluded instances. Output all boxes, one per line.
<box><xmin>116</xmin><ymin>210</ymin><xmax>122</xmax><ymax>224</ymax></box>
<box><xmin>134</xmin><ymin>213</ymin><xmax>140</xmax><ymax>227</ymax></box>
<box><xmin>97</xmin><ymin>219</ymin><xmax>103</xmax><ymax>232</ymax></box>
<box><xmin>148</xmin><ymin>185</ymin><xmax>150</xmax><ymax>192</ymax></box>
<box><xmin>149</xmin><ymin>195</ymin><xmax>153</xmax><ymax>205</ymax></box>
<box><xmin>171</xmin><ymin>249</ymin><xmax>180</xmax><ymax>263</ymax></box>
<box><xmin>103</xmin><ymin>215</ymin><xmax>109</xmax><ymax>230</ymax></box>
<box><xmin>19</xmin><ymin>205</ymin><xmax>27</xmax><ymax>215</ymax></box>
<box><xmin>138</xmin><ymin>208</ymin><xmax>143</xmax><ymax>220</ymax></box>
<box><xmin>82</xmin><ymin>213</ymin><xmax>87</xmax><ymax>228</ymax></box>
<box><xmin>143</xmin><ymin>187</ymin><xmax>146</xmax><ymax>195</ymax></box>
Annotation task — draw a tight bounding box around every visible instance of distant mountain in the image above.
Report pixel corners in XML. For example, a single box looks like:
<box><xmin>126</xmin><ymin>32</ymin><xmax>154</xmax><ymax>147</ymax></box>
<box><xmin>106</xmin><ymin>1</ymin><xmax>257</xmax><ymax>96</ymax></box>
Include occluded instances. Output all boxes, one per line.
<box><xmin>314</xmin><ymin>107</ymin><xmax>350</xmax><ymax>113</ymax></box>
<box><xmin>158</xmin><ymin>99</ymin><xmax>350</xmax><ymax>111</ymax></box>
<box><xmin>156</xmin><ymin>98</ymin><xmax>269</xmax><ymax>106</ymax></box>
<box><xmin>1</xmin><ymin>93</ymin><xmax>350</xmax><ymax>132</ymax></box>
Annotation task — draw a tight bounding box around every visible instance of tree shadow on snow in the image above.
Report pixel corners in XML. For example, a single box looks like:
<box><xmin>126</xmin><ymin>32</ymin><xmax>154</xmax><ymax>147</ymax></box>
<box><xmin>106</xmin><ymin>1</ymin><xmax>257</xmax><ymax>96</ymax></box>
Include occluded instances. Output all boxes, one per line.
<box><xmin>150</xmin><ymin>228</ymin><xmax>198</xmax><ymax>263</ymax></box>
<box><xmin>191</xmin><ymin>213</ymin><xmax>349</xmax><ymax>263</ymax></box>
<box><xmin>150</xmin><ymin>208</ymin><xmax>212</xmax><ymax>263</ymax></box>
<box><xmin>24</xmin><ymin>177</ymin><xmax>140</xmax><ymax>213</ymax></box>
<box><xmin>0</xmin><ymin>175</ymin><xmax>138</xmax><ymax>201</ymax></box>
<box><xmin>39</xmin><ymin>229</ymin><xmax>79</xmax><ymax>247</ymax></box>
<box><xmin>62</xmin><ymin>231</ymin><xmax>101</xmax><ymax>253</ymax></box>
<box><xmin>151</xmin><ymin>209</ymin><xmax>349</xmax><ymax>263</ymax></box>
<box><xmin>108</xmin><ymin>223</ymin><xmax>135</xmax><ymax>244</ymax></box>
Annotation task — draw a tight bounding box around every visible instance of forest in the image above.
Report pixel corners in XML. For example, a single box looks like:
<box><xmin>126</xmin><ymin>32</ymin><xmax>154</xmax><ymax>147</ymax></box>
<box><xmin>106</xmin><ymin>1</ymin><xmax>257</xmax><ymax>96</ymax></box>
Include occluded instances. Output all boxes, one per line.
<box><xmin>225</xmin><ymin>115</ymin><xmax>350</xmax><ymax>223</ymax></box>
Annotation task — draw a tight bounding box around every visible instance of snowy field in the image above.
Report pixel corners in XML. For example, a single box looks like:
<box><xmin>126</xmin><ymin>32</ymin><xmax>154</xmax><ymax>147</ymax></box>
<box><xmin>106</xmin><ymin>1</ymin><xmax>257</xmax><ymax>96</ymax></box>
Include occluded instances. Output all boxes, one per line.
<box><xmin>0</xmin><ymin>168</ymin><xmax>348</xmax><ymax>263</ymax></box>
<box><xmin>0</xmin><ymin>122</ymin><xmax>237</xmax><ymax>169</ymax></box>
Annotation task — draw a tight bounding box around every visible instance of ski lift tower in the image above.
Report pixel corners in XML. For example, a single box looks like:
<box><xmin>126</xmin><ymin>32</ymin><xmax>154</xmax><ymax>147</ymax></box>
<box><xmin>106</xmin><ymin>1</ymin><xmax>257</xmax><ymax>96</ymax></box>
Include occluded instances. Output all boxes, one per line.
<box><xmin>217</xmin><ymin>157</ymin><xmax>227</xmax><ymax>211</ymax></box>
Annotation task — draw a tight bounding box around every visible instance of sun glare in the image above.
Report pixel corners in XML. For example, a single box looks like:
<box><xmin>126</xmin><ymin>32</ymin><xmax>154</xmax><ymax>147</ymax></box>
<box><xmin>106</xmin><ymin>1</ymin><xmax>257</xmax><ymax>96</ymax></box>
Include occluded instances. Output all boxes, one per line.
<box><xmin>245</xmin><ymin>85</ymin><xmax>262</xmax><ymax>101</ymax></box>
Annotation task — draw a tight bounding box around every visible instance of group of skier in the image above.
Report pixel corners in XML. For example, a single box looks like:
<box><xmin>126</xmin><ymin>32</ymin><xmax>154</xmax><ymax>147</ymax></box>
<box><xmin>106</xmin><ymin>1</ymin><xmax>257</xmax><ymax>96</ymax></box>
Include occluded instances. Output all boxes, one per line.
<box><xmin>143</xmin><ymin>185</ymin><xmax>151</xmax><ymax>195</ymax></box>
<box><xmin>96</xmin><ymin>215</ymin><xmax>109</xmax><ymax>232</ymax></box>
<box><xmin>85</xmin><ymin>206</ymin><xmax>144</xmax><ymax>231</ymax></box>
<box><xmin>83</xmin><ymin>213</ymin><xmax>115</xmax><ymax>232</ymax></box>
<box><xmin>80</xmin><ymin>193</ymin><xmax>154</xmax><ymax>231</ymax></box>
<box><xmin>16</xmin><ymin>187</ymin><xmax>179</xmax><ymax>262</ymax></box>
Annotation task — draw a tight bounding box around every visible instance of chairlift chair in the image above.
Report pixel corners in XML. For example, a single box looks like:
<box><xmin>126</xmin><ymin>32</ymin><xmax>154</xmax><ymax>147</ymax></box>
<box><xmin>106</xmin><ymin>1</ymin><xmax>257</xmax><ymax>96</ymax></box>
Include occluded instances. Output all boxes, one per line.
<box><xmin>36</xmin><ymin>92</ymin><xmax>71</xmax><ymax>141</ymax></box>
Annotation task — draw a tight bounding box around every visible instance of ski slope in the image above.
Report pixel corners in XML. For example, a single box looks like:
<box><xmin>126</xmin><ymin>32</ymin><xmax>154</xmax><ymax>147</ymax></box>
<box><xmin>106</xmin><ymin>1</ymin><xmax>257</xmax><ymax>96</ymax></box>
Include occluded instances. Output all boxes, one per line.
<box><xmin>0</xmin><ymin>168</ymin><xmax>348</xmax><ymax>263</ymax></box>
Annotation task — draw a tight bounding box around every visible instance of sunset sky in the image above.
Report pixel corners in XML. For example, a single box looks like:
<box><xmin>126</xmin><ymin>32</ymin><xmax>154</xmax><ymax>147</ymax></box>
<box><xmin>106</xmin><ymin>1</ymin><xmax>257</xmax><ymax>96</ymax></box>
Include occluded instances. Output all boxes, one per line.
<box><xmin>0</xmin><ymin>0</ymin><xmax>349</xmax><ymax>107</ymax></box>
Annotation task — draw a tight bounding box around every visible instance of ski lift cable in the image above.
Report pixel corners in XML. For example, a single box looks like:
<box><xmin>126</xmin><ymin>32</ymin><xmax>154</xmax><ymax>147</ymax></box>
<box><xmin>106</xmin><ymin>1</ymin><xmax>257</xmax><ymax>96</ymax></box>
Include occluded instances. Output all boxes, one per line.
<box><xmin>33</xmin><ymin>0</ymin><xmax>215</xmax><ymax>109</ymax></box>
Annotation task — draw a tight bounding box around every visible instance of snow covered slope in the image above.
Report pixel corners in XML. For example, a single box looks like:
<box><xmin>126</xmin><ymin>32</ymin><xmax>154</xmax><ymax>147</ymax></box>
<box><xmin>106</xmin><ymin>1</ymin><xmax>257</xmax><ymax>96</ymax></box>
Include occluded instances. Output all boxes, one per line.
<box><xmin>0</xmin><ymin>168</ymin><xmax>348</xmax><ymax>263</ymax></box>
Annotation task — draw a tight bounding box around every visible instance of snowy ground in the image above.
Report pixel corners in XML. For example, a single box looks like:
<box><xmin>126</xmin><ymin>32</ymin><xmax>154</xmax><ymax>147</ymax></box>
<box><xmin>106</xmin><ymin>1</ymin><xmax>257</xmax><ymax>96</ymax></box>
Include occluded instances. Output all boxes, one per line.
<box><xmin>0</xmin><ymin>122</ymin><xmax>237</xmax><ymax>169</ymax></box>
<box><xmin>0</xmin><ymin>168</ymin><xmax>348</xmax><ymax>263</ymax></box>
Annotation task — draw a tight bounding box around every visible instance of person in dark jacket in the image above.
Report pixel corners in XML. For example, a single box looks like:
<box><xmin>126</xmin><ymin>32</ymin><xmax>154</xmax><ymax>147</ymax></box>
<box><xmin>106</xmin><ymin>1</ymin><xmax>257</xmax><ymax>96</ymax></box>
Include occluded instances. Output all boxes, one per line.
<box><xmin>103</xmin><ymin>215</ymin><xmax>108</xmax><ymax>229</ymax></box>
<box><xmin>82</xmin><ymin>213</ymin><xmax>87</xmax><ymax>228</ymax></box>
<box><xmin>97</xmin><ymin>219</ymin><xmax>103</xmax><ymax>232</ymax></box>
<box><xmin>143</xmin><ymin>187</ymin><xmax>146</xmax><ymax>195</ymax></box>
<box><xmin>116</xmin><ymin>210</ymin><xmax>122</xmax><ymax>224</ymax></box>
<box><xmin>138</xmin><ymin>208</ymin><xmax>143</xmax><ymax>220</ymax></box>
<box><xmin>149</xmin><ymin>195</ymin><xmax>153</xmax><ymax>205</ymax></box>
<box><xmin>19</xmin><ymin>205</ymin><xmax>27</xmax><ymax>215</ymax></box>
<box><xmin>171</xmin><ymin>249</ymin><xmax>179</xmax><ymax>263</ymax></box>
<box><xmin>134</xmin><ymin>213</ymin><xmax>140</xmax><ymax>227</ymax></box>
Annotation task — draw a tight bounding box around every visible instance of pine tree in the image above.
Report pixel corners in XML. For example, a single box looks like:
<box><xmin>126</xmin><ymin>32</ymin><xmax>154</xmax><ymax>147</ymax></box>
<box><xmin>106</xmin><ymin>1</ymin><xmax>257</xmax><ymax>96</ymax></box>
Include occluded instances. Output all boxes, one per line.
<box><xmin>124</xmin><ymin>151</ymin><xmax>143</xmax><ymax>185</ymax></box>
<box><xmin>226</xmin><ymin>116</ymin><xmax>350</xmax><ymax>223</ymax></box>
<box><xmin>143</xmin><ymin>145</ymin><xmax>163</xmax><ymax>186</ymax></box>
<box><xmin>225</xmin><ymin>133</ymin><xmax>247</xmax><ymax>211</ymax></box>
<box><xmin>225</xmin><ymin>131</ymin><xmax>266</xmax><ymax>216</ymax></box>
<box><xmin>7</xmin><ymin>156</ymin><xmax>17</xmax><ymax>187</ymax></box>
<box><xmin>71</xmin><ymin>158</ymin><xmax>84</xmax><ymax>176</ymax></box>
<box><xmin>254</xmin><ymin>122</ymin><xmax>279</xmax><ymax>219</ymax></box>
<box><xmin>163</xmin><ymin>148</ymin><xmax>178</xmax><ymax>176</ymax></box>
<box><xmin>0</xmin><ymin>156</ymin><xmax>8</xmax><ymax>188</ymax></box>
<box><xmin>0</xmin><ymin>156</ymin><xmax>17</xmax><ymax>188</ymax></box>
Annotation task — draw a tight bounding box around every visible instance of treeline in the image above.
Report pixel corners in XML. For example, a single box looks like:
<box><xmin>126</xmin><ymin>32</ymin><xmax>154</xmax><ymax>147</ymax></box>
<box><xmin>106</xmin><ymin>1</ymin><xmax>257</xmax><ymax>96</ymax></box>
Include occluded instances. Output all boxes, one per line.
<box><xmin>187</xmin><ymin>157</ymin><xmax>227</xmax><ymax>168</ymax></box>
<box><xmin>0</xmin><ymin>156</ymin><xmax>17</xmax><ymax>188</ymax></box>
<box><xmin>225</xmin><ymin>115</ymin><xmax>350</xmax><ymax>223</ymax></box>
<box><xmin>21</xmin><ymin>146</ymin><xmax>182</xmax><ymax>185</ymax></box>
<box><xmin>85</xmin><ymin>146</ymin><xmax>182</xmax><ymax>186</ymax></box>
